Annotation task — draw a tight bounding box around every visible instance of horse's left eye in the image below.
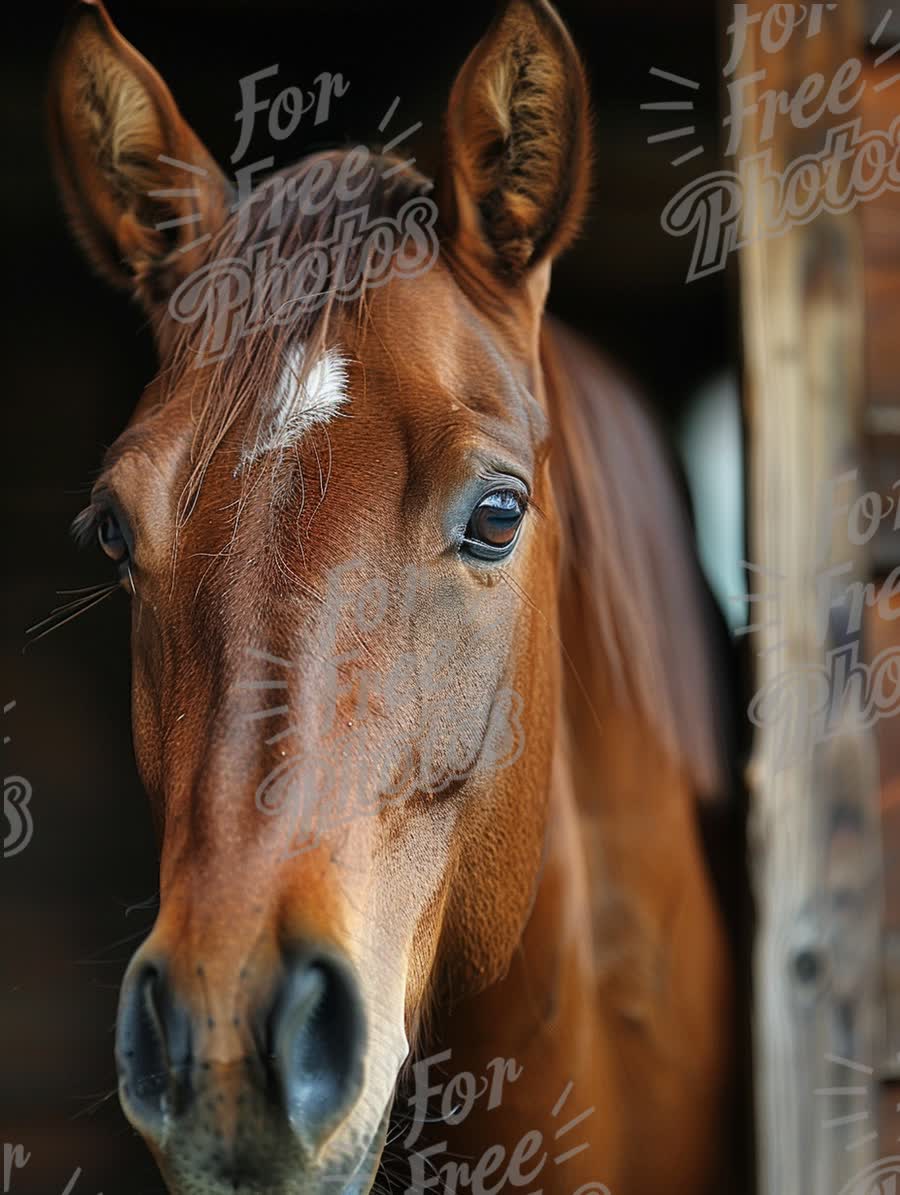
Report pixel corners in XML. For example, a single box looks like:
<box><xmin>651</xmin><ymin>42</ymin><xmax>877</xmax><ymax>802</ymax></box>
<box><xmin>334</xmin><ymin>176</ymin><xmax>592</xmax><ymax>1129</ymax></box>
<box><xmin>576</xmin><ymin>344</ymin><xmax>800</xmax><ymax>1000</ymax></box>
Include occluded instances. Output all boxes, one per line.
<box><xmin>462</xmin><ymin>489</ymin><xmax>527</xmax><ymax>560</ymax></box>
<box><xmin>97</xmin><ymin>512</ymin><xmax>128</xmax><ymax>564</ymax></box>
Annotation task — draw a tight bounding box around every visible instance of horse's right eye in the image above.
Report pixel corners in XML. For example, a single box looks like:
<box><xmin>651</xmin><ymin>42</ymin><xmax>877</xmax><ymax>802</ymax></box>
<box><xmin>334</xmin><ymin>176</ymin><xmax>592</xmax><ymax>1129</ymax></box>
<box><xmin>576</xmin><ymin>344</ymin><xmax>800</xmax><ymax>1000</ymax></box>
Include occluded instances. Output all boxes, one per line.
<box><xmin>97</xmin><ymin>512</ymin><xmax>128</xmax><ymax>564</ymax></box>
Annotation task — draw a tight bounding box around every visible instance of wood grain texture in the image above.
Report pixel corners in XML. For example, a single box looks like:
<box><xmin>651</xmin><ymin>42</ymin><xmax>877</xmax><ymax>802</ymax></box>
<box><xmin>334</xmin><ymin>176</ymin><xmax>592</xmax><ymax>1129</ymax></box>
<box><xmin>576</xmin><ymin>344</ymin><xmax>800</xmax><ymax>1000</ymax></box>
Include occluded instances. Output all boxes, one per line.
<box><xmin>735</xmin><ymin>3</ymin><xmax>885</xmax><ymax>1192</ymax></box>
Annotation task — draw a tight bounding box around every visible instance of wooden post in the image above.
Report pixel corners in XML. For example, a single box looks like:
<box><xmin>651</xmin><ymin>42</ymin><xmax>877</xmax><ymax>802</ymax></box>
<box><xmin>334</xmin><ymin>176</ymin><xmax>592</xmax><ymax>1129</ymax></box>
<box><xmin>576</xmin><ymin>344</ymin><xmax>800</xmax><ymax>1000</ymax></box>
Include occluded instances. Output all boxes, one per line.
<box><xmin>735</xmin><ymin>2</ymin><xmax>885</xmax><ymax>1192</ymax></box>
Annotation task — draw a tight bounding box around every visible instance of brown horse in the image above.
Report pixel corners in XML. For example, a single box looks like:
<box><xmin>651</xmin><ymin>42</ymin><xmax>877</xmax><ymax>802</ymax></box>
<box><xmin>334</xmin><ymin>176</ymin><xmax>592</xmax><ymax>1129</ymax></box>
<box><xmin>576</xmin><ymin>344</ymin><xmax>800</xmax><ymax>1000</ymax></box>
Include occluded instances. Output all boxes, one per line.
<box><xmin>49</xmin><ymin>2</ymin><xmax>736</xmax><ymax>1193</ymax></box>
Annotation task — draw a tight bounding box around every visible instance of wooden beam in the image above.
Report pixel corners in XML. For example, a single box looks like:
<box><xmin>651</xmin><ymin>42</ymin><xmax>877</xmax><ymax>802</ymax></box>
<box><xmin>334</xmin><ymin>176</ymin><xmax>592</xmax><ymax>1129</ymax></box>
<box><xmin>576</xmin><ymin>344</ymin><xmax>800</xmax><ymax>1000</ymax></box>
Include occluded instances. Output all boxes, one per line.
<box><xmin>735</xmin><ymin>3</ymin><xmax>885</xmax><ymax>1192</ymax></box>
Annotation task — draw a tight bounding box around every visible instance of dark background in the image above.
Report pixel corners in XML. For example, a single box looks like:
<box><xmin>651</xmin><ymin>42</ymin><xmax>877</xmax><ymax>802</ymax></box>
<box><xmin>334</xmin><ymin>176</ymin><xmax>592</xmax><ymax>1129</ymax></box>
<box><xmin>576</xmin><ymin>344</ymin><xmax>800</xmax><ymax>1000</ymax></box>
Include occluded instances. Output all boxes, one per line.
<box><xmin>1</xmin><ymin>2</ymin><xmax>730</xmax><ymax>1191</ymax></box>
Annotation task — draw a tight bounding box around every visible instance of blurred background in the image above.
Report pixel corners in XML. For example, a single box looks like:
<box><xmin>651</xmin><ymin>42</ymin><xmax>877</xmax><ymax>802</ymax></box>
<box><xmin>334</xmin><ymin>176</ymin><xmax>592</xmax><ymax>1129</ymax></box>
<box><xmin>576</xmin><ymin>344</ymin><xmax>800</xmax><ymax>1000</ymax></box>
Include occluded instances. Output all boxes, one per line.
<box><xmin>0</xmin><ymin>2</ymin><xmax>737</xmax><ymax>1191</ymax></box>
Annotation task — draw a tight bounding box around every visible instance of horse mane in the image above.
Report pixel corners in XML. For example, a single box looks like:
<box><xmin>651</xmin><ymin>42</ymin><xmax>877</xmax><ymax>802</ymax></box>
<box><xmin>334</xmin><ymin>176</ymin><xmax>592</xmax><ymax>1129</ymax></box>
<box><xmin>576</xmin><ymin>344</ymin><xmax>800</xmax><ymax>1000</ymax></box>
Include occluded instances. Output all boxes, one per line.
<box><xmin>163</xmin><ymin>149</ymin><xmax>433</xmax><ymax>525</ymax></box>
<box><xmin>543</xmin><ymin>316</ymin><xmax>729</xmax><ymax>800</ymax></box>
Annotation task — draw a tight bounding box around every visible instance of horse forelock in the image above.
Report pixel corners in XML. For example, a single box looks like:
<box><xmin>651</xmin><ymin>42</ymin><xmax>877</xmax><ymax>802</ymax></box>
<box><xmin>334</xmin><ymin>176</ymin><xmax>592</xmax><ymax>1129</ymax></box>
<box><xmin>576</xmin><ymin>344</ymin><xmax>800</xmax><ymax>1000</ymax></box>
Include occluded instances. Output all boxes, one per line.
<box><xmin>158</xmin><ymin>150</ymin><xmax>433</xmax><ymax>528</ymax></box>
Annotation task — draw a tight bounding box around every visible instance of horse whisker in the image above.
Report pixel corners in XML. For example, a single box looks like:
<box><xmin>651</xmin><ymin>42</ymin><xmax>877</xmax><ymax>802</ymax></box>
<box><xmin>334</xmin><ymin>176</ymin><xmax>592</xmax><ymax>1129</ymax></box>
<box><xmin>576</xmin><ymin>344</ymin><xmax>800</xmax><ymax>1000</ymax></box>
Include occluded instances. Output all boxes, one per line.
<box><xmin>32</xmin><ymin>585</ymin><xmax>117</xmax><ymax>622</ymax></box>
<box><xmin>56</xmin><ymin>581</ymin><xmax>118</xmax><ymax>596</ymax></box>
<box><xmin>25</xmin><ymin>584</ymin><xmax>118</xmax><ymax>644</ymax></box>
<box><xmin>70</xmin><ymin>1086</ymin><xmax>119</xmax><ymax>1120</ymax></box>
<box><xmin>74</xmin><ymin>922</ymin><xmax>154</xmax><ymax>964</ymax></box>
<box><xmin>124</xmin><ymin>891</ymin><xmax>160</xmax><ymax>917</ymax></box>
<box><xmin>33</xmin><ymin>582</ymin><xmax>118</xmax><ymax>616</ymax></box>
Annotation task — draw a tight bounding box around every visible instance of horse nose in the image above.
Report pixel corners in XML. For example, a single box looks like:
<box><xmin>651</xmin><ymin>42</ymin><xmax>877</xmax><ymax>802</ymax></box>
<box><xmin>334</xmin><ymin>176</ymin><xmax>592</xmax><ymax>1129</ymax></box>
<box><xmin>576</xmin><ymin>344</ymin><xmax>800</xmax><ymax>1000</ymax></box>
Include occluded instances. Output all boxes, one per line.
<box><xmin>266</xmin><ymin>948</ymin><xmax>367</xmax><ymax>1144</ymax></box>
<box><xmin>116</xmin><ymin>947</ymin><xmax>366</xmax><ymax>1147</ymax></box>
<box><xmin>116</xmin><ymin>961</ymin><xmax>192</xmax><ymax>1129</ymax></box>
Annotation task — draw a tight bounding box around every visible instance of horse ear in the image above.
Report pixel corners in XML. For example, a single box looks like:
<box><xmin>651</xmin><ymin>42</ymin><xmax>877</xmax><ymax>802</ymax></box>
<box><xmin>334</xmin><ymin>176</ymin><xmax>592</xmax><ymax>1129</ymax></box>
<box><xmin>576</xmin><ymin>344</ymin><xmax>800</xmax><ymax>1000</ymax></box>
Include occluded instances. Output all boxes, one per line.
<box><xmin>48</xmin><ymin>0</ymin><xmax>233</xmax><ymax>307</ymax></box>
<box><xmin>436</xmin><ymin>0</ymin><xmax>591</xmax><ymax>287</ymax></box>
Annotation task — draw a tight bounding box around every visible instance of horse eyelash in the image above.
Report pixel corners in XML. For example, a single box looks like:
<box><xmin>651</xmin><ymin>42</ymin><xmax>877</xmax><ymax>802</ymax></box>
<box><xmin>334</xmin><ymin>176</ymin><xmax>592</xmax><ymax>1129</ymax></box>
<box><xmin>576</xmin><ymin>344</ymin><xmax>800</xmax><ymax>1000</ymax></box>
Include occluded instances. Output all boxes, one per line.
<box><xmin>71</xmin><ymin>503</ymin><xmax>100</xmax><ymax>548</ymax></box>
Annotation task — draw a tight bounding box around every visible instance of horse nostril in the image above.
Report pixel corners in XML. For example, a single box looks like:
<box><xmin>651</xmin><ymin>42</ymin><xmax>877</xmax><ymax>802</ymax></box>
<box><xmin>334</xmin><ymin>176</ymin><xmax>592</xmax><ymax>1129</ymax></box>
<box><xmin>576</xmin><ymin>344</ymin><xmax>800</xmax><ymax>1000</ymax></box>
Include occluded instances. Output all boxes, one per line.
<box><xmin>116</xmin><ymin>962</ymin><xmax>192</xmax><ymax>1128</ymax></box>
<box><xmin>267</xmin><ymin>949</ymin><xmax>367</xmax><ymax>1143</ymax></box>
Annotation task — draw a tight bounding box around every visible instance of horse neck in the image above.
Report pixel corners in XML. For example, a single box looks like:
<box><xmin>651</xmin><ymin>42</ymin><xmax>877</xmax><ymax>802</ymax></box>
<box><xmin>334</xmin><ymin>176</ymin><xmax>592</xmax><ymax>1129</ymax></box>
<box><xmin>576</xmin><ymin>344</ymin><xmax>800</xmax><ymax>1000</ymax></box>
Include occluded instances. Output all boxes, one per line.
<box><xmin>543</xmin><ymin>311</ymin><xmax>728</xmax><ymax>1015</ymax></box>
<box><xmin>403</xmin><ymin>317</ymin><xmax>731</xmax><ymax>1195</ymax></box>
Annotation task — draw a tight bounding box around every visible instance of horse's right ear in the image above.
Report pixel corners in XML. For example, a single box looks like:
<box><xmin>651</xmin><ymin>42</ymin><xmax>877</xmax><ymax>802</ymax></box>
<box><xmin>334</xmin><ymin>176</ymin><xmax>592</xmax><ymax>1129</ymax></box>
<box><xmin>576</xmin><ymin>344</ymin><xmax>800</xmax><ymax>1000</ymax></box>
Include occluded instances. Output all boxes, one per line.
<box><xmin>48</xmin><ymin>0</ymin><xmax>233</xmax><ymax>308</ymax></box>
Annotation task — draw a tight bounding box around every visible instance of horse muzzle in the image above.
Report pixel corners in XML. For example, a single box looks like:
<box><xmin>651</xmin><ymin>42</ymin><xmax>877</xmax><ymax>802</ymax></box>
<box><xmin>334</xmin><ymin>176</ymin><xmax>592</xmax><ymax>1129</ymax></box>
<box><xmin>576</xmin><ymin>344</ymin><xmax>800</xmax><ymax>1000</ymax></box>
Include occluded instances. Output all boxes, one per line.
<box><xmin>115</xmin><ymin>942</ymin><xmax>383</xmax><ymax>1194</ymax></box>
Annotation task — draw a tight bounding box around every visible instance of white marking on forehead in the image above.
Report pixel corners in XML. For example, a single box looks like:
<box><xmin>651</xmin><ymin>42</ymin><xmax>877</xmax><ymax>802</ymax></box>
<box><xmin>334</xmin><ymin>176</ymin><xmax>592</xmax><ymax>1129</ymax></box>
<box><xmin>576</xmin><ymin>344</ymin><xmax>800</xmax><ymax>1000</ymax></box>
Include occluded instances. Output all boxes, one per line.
<box><xmin>242</xmin><ymin>345</ymin><xmax>349</xmax><ymax>467</ymax></box>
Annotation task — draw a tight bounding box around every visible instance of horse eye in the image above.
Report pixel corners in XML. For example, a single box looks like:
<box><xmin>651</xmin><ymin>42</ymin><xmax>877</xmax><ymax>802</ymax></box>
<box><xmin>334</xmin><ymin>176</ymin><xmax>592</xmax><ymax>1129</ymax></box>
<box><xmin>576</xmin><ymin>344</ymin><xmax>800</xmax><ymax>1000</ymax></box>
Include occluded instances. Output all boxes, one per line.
<box><xmin>463</xmin><ymin>489</ymin><xmax>527</xmax><ymax>560</ymax></box>
<box><xmin>97</xmin><ymin>512</ymin><xmax>128</xmax><ymax>564</ymax></box>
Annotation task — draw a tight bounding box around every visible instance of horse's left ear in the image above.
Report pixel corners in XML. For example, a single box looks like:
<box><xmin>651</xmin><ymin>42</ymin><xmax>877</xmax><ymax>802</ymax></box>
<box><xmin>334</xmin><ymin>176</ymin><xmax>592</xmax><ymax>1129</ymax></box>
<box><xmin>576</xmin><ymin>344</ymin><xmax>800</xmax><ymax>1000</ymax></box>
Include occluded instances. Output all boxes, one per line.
<box><xmin>436</xmin><ymin>0</ymin><xmax>591</xmax><ymax>292</ymax></box>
